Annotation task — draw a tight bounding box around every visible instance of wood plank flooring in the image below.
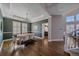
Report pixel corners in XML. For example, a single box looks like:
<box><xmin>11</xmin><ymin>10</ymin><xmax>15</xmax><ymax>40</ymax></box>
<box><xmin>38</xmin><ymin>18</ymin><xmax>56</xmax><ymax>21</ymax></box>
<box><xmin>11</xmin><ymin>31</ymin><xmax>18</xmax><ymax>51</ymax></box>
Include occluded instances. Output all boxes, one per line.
<box><xmin>0</xmin><ymin>38</ymin><xmax>70</xmax><ymax>56</ymax></box>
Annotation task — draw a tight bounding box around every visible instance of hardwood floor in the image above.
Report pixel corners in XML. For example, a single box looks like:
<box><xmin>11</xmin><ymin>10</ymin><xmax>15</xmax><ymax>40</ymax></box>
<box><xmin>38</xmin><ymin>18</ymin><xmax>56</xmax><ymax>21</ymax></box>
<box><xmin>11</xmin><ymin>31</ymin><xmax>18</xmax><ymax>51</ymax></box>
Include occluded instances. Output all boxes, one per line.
<box><xmin>48</xmin><ymin>41</ymin><xmax>70</xmax><ymax>56</ymax></box>
<box><xmin>0</xmin><ymin>38</ymin><xmax>70</xmax><ymax>56</ymax></box>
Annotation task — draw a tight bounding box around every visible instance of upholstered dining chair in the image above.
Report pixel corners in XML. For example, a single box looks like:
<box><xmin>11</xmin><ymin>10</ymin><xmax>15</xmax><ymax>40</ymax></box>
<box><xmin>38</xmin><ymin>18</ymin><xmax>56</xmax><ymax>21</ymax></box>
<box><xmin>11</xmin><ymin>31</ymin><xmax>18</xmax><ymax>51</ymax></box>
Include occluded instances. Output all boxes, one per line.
<box><xmin>17</xmin><ymin>35</ymin><xmax>25</xmax><ymax>48</ymax></box>
<box><xmin>0</xmin><ymin>39</ymin><xmax>14</xmax><ymax>56</ymax></box>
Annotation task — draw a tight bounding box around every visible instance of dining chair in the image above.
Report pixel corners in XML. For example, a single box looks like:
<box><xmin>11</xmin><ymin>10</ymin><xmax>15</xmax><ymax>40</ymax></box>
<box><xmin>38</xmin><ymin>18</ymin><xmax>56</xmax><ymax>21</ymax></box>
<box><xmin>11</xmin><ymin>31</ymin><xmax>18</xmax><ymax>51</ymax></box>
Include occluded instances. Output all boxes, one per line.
<box><xmin>17</xmin><ymin>35</ymin><xmax>25</xmax><ymax>48</ymax></box>
<box><xmin>0</xmin><ymin>39</ymin><xmax>14</xmax><ymax>56</ymax></box>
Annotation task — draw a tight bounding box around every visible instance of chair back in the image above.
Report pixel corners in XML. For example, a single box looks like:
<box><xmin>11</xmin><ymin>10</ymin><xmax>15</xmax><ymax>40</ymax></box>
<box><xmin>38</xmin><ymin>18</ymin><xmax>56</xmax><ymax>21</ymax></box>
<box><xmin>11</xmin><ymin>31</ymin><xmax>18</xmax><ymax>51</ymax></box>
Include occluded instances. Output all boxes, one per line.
<box><xmin>1</xmin><ymin>39</ymin><xmax>14</xmax><ymax>55</ymax></box>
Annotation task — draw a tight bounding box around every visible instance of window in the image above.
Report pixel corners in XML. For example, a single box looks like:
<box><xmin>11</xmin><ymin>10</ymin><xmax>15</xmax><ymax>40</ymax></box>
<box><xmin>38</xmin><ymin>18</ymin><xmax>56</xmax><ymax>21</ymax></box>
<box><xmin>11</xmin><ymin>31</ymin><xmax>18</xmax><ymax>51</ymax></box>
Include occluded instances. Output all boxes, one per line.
<box><xmin>66</xmin><ymin>24</ymin><xmax>74</xmax><ymax>33</ymax></box>
<box><xmin>65</xmin><ymin>14</ymin><xmax>79</xmax><ymax>49</ymax></box>
<box><xmin>22</xmin><ymin>23</ymin><xmax>27</xmax><ymax>33</ymax></box>
<box><xmin>13</xmin><ymin>21</ymin><xmax>21</xmax><ymax>34</ymax></box>
<box><xmin>76</xmin><ymin>24</ymin><xmax>79</xmax><ymax>30</ymax></box>
<box><xmin>66</xmin><ymin>16</ymin><xmax>74</xmax><ymax>22</ymax></box>
<box><xmin>76</xmin><ymin>14</ymin><xmax>79</xmax><ymax>21</ymax></box>
<box><xmin>66</xmin><ymin>15</ymin><xmax>79</xmax><ymax>33</ymax></box>
<box><xmin>66</xmin><ymin>16</ymin><xmax>75</xmax><ymax>33</ymax></box>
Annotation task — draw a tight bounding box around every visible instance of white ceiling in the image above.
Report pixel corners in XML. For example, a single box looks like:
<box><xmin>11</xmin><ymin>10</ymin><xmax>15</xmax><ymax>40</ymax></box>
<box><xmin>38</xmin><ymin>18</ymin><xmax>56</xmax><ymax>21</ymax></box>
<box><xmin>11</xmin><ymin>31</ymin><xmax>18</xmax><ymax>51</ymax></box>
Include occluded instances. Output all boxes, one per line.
<box><xmin>0</xmin><ymin>3</ymin><xmax>79</xmax><ymax>23</ymax></box>
<box><xmin>0</xmin><ymin>3</ymin><xmax>50</xmax><ymax>23</ymax></box>
<box><xmin>43</xmin><ymin>3</ymin><xmax>79</xmax><ymax>16</ymax></box>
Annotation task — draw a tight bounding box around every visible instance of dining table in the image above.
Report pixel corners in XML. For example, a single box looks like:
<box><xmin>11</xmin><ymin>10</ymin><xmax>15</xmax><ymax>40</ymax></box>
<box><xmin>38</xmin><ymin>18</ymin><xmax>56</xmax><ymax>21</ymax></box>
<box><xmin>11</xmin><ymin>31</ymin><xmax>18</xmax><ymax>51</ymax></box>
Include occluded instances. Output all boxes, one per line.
<box><xmin>17</xmin><ymin>33</ymin><xmax>34</xmax><ymax>41</ymax></box>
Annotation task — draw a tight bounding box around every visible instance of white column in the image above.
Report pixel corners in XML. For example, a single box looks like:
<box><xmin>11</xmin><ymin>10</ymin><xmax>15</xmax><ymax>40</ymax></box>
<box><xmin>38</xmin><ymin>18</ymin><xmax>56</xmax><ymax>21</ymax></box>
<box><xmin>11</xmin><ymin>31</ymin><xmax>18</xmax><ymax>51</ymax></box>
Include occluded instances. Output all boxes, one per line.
<box><xmin>48</xmin><ymin>16</ymin><xmax>52</xmax><ymax>42</ymax></box>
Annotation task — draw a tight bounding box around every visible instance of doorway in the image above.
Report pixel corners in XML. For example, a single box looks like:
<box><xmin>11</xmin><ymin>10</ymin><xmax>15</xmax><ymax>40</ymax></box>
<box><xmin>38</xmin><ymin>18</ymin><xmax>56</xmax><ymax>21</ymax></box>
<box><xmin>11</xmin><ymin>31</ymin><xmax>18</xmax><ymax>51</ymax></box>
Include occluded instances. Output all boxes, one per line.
<box><xmin>42</xmin><ymin>23</ymin><xmax>48</xmax><ymax>39</ymax></box>
<box><xmin>42</xmin><ymin>23</ymin><xmax>48</xmax><ymax>48</ymax></box>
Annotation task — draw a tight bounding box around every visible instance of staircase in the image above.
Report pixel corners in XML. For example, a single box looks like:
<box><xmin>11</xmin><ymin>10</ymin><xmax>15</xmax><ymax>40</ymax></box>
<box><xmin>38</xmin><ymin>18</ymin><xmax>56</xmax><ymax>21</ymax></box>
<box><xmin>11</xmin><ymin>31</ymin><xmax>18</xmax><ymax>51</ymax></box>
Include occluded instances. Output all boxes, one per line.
<box><xmin>64</xmin><ymin>30</ymin><xmax>79</xmax><ymax>56</ymax></box>
<box><xmin>66</xmin><ymin>48</ymin><xmax>79</xmax><ymax>56</ymax></box>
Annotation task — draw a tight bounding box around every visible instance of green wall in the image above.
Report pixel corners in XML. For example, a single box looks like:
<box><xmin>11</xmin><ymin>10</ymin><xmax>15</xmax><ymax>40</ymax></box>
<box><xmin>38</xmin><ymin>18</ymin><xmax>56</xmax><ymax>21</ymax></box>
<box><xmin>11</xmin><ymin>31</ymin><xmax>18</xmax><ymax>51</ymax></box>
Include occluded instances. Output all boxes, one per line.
<box><xmin>3</xmin><ymin>18</ymin><xmax>13</xmax><ymax>39</ymax></box>
<box><xmin>3</xmin><ymin>17</ymin><xmax>31</xmax><ymax>39</ymax></box>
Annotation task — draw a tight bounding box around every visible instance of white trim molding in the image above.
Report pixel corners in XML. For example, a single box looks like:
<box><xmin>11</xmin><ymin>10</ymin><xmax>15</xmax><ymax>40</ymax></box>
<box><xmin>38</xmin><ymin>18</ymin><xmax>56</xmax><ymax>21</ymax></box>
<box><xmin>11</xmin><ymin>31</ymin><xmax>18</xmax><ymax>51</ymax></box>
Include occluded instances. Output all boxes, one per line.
<box><xmin>48</xmin><ymin>39</ymin><xmax>64</xmax><ymax>42</ymax></box>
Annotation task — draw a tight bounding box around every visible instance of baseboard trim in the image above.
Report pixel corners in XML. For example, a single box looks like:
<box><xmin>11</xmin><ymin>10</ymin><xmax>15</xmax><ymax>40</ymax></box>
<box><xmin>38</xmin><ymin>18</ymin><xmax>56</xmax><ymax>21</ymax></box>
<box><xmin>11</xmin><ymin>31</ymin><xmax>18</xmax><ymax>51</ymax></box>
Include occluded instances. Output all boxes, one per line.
<box><xmin>48</xmin><ymin>39</ymin><xmax>64</xmax><ymax>42</ymax></box>
<box><xmin>34</xmin><ymin>36</ymin><xmax>43</xmax><ymax>39</ymax></box>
